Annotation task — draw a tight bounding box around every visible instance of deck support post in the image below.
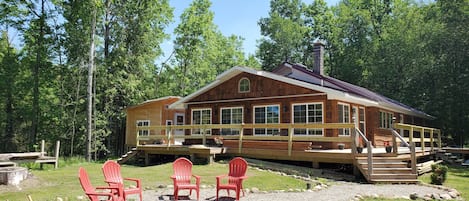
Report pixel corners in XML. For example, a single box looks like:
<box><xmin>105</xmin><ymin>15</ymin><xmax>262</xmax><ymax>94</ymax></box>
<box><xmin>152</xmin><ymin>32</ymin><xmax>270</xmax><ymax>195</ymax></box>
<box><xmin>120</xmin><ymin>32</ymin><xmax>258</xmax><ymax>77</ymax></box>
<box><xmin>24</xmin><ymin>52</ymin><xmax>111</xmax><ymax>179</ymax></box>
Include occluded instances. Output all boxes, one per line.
<box><xmin>312</xmin><ymin>161</ymin><xmax>320</xmax><ymax>169</ymax></box>
<box><xmin>145</xmin><ymin>152</ymin><xmax>149</xmax><ymax>166</ymax></box>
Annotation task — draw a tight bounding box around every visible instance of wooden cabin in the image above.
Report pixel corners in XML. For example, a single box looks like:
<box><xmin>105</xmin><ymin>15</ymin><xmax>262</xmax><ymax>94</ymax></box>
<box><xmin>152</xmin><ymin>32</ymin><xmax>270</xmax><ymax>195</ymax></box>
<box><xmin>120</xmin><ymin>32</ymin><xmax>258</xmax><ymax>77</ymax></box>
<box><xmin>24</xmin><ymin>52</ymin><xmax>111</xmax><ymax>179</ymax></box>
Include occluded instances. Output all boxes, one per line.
<box><xmin>124</xmin><ymin>43</ymin><xmax>440</xmax><ymax>183</ymax></box>
<box><xmin>125</xmin><ymin>96</ymin><xmax>185</xmax><ymax>148</ymax></box>
<box><xmin>169</xmin><ymin>42</ymin><xmax>435</xmax><ymax>150</ymax></box>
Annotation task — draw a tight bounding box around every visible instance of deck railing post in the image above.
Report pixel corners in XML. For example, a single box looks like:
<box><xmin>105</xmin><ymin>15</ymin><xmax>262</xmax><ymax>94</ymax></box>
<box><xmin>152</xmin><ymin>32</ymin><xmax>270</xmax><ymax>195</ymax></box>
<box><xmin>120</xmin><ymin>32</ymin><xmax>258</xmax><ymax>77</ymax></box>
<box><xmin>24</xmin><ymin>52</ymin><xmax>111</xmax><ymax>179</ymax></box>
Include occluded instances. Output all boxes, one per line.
<box><xmin>202</xmin><ymin>125</ymin><xmax>207</xmax><ymax>146</ymax></box>
<box><xmin>166</xmin><ymin>125</ymin><xmax>172</xmax><ymax>148</ymax></box>
<box><xmin>351</xmin><ymin>128</ymin><xmax>357</xmax><ymax>154</ymax></box>
<box><xmin>409</xmin><ymin>127</ymin><xmax>414</xmax><ymax>145</ymax></box>
<box><xmin>366</xmin><ymin>141</ymin><xmax>373</xmax><ymax>179</ymax></box>
<box><xmin>238</xmin><ymin>124</ymin><xmax>244</xmax><ymax>153</ymax></box>
<box><xmin>288</xmin><ymin>124</ymin><xmax>293</xmax><ymax>156</ymax></box>
<box><xmin>410</xmin><ymin>142</ymin><xmax>417</xmax><ymax>174</ymax></box>
<box><xmin>438</xmin><ymin>130</ymin><xmax>442</xmax><ymax>148</ymax></box>
<box><xmin>420</xmin><ymin>128</ymin><xmax>425</xmax><ymax>152</ymax></box>
<box><xmin>392</xmin><ymin>130</ymin><xmax>397</xmax><ymax>154</ymax></box>
<box><xmin>430</xmin><ymin>129</ymin><xmax>434</xmax><ymax>152</ymax></box>
<box><xmin>40</xmin><ymin>140</ymin><xmax>45</xmax><ymax>157</ymax></box>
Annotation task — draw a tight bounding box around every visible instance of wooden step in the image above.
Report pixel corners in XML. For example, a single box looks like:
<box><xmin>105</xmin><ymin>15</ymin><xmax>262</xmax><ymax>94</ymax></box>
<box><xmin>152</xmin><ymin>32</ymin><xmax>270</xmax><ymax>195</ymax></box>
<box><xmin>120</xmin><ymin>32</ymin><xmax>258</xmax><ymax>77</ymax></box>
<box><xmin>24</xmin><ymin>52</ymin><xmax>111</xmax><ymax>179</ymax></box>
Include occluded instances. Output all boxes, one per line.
<box><xmin>370</xmin><ymin>179</ymin><xmax>419</xmax><ymax>184</ymax></box>
<box><xmin>363</xmin><ymin>168</ymin><xmax>413</xmax><ymax>174</ymax></box>
<box><xmin>359</xmin><ymin>162</ymin><xmax>408</xmax><ymax>168</ymax></box>
<box><xmin>371</xmin><ymin>173</ymin><xmax>417</xmax><ymax>180</ymax></box>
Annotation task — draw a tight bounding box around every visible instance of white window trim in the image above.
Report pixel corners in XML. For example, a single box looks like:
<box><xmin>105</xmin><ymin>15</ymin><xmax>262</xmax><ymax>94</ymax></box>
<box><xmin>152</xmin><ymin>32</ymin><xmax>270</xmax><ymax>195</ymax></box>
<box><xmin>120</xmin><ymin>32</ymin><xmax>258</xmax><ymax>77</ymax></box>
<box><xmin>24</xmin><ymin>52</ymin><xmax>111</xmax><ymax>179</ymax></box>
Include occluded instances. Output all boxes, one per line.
<box><xmin>379</xmin><ymin>110</ymin><xmax>394</xmax><ymax>129</ymax></box>
<box><xmin>359</xmin><ymin>107</ymin><xmax>366</xmax><ymax>134</ymax></box>
<box><xmin>338</xmin><ymin>102</ymin><xmax>350</xmax><ymax>136</ymax></box>
<box><xmin>191</xmin><ymin>108</ymin><xmax>212</xmax><ymax>135</ymax></box>
<box><xmin>220</xmin><ymin>106</ymin><xmax>244</xmax><ymax>135</ymax></box>
<box><xmin>253</xmin><ymin>104</ymin><xmax>280</xmax><ymax>136</ymax></box>
<box><xmin>136</xmin><ymin>120</ymin><xmax>150</xmax><ymax>136</ymax></box>
<box><xmin>238</xmin><ymin>77</ymin><xmax>250</xmax><ymax>93</ymax></box>
<box><xmin>291</xmin><ymin>102</ymin><xmax>324</xmax><ymax>136</ymax></box>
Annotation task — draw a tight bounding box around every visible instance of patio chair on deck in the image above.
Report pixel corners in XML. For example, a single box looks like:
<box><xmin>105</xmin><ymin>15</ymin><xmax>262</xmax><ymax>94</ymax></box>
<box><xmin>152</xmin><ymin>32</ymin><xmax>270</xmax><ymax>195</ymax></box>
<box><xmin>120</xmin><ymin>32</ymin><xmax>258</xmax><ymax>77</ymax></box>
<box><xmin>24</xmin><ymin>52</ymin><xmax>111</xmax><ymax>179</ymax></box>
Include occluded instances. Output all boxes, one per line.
<box><xmin>171</xmin><ymin>157</ymin><xmax>201</xmax><ymax>201</ymax></box>
<box><xmin>216</xmin><ymin>157</ymin><xmax>248</xmax><ymax>201</ymax></box>
<box><xmin>102</xmin><ymin>160</ymin><xmax>142</xmax><ymax>201</ymax></box>
<box><xmin>78</xmin><ymin>167</ymin><xmax>123</xmax><ymax>201</ymax></box>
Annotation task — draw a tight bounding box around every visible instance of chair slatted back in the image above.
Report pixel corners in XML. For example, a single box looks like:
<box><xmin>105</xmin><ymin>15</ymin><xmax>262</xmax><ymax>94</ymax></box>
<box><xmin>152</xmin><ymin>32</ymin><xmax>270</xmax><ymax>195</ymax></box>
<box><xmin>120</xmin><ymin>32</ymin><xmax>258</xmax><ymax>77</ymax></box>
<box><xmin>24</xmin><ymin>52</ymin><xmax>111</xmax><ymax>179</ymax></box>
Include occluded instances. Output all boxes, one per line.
<box><xmin>173</xmin><ymin>157</ymin><xmax>193</xmax><ymax>185</ymax></box>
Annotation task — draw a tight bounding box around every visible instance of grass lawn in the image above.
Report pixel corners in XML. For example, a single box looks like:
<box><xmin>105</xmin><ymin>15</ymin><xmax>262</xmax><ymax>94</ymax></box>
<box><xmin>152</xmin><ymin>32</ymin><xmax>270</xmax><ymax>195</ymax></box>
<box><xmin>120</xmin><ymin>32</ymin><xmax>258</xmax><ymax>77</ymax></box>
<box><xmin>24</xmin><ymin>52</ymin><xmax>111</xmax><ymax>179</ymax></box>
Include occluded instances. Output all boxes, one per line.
<box><xmin>0</xmin><ymin>158</ymin><xmax>307</xmax><ymax>200</ymax></box>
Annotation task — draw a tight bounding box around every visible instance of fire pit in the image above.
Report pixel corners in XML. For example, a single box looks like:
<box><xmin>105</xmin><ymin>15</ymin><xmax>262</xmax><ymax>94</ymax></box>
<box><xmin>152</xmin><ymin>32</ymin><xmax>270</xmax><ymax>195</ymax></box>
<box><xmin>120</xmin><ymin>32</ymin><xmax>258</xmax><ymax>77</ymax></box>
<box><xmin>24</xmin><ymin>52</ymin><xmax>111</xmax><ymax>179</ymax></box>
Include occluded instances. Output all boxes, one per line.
<box><xmin>0</xmin><ymin>167</ymin><xmax>29</xmax><ymax>185</ymax></box>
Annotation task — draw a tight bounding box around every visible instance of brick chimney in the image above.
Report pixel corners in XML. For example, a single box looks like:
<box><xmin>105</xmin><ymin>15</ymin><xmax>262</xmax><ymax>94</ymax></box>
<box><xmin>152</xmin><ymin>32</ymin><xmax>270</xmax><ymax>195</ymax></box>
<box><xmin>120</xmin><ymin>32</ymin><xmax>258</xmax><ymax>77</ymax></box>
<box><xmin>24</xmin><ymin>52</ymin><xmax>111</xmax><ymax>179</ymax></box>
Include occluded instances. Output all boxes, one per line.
<box><xmin>313</xmin><ymin>41</ymin><xmax>325</xmax><ymax>75</ymax></box>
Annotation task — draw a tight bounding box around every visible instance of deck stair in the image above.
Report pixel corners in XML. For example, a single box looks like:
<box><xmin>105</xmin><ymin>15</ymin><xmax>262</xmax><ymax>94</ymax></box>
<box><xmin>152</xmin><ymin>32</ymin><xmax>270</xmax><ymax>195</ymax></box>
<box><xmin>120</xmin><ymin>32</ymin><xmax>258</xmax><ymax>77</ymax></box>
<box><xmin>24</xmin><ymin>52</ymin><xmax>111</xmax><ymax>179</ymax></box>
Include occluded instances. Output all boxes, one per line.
<box><xmin>117</xmin><ymin>148</ymin><xmax>139</xmax><ymax>164</ymax></box>
<box><xmin>356</xmin><ymin>156</ymin><xmax>418</xmax><ymax>184</ymax></box>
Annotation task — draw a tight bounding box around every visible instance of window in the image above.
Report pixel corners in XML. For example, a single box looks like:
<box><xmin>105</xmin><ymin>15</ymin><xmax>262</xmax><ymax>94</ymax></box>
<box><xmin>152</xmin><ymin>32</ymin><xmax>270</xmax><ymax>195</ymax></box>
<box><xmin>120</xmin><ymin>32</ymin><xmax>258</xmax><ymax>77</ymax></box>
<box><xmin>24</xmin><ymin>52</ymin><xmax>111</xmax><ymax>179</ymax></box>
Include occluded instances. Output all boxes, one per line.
<box><xmin>254</xmin><ymin>105</ymin><xmax>280</xmax><ymax>135</ymax></box>
<box><xmin>292</xmin><ymin>103</ymin><xmax>323</xmax><ymax>135</ymax></box>
<box><xmin>359</xmin><ymin>107</ymin><xmax>366</xmax><ymax>134</ymax></box>
<box><xmin>192</xmin><ymin>108</ymin><xmax>211</xmax><ymax>135</ymax></box>
<box><xmin>239</xmin><ymin>78</ymin><xmax>250</xmax><ymax>93</ymax></box>
<box><xmin>338</xmin><ymin>103</ymin><xmax>350</xmax><ymax>136</ymax></box>
<box><xmin>379</xmin><ymin>111</ymin><xmax>394</xmax><ymax>128</ymax></box>
<box><xmin>136</xmin><ymin>120</ymin><xmax>150</xmax><ymax>136</ymax></box>
<box><xmin>221</xmin><ymin>107</ymin><xmax>243</xmax><ymax>135</ymax></box>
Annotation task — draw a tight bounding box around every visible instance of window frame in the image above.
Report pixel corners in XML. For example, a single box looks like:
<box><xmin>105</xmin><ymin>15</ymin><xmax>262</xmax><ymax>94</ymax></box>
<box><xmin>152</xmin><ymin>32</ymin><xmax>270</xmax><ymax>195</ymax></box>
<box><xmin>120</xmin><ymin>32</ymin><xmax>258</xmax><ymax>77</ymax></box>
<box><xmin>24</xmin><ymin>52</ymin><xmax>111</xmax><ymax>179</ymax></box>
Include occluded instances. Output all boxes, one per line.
<box><xmin>379</xmin><ymin>111</ymin><xmax>394</xmax><ymax>129</ymax></box>
<box><xmin>191</xmin><ymin>108</ymin><xmax>212</xmax><ymax>135</ymax></box>
<box><xmin>291</xmin><ymin>102</ymin><xmax>324</xmax><ymax>136</ymax></box>
<box><xmin>220</xmin><ymin>106</ymin><xmax>243</xmax><ymax>135</ymax></box>
<box><xmin>359</xmin><ymin>107</ymin><xmax>366</xmax><ymax>134</ymax></box>
<box><xmin>136</xmin><ymin>120</ymin><xmax>150</xmax><ymax>136</ymax></box>
<box><xmin>338</xmin><ymin>103</ymin><xmax>350</xmax><ymax>136</ymax></box>
<box><xmin>238</xmin><ymin>77</ymin><xmax>250</xmax><ymax>93</ymax></box>
<box><xmin>253</xmin><ymin>104</ymin><xmax>280</xmax><ymax>136</ymax></box>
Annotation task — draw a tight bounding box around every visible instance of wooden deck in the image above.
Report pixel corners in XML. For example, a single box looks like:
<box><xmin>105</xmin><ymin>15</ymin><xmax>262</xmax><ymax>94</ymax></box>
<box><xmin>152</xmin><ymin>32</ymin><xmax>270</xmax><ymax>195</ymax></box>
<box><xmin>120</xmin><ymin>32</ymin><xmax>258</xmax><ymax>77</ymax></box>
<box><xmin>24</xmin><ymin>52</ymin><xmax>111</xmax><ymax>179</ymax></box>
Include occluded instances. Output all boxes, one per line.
<box><xmin>0</xmin><ymin>140</ymin><xmax>60</xmax><ymax>169</ymax></box>
<box><xmin>135</xmin><ymin>144</ymin><xmax>434</xmax><ymax>166</ymax></box>
<box><xmin>125</xmin><ymin>123</ymin><xmax>440</xmax><ymax>183</ymax></box>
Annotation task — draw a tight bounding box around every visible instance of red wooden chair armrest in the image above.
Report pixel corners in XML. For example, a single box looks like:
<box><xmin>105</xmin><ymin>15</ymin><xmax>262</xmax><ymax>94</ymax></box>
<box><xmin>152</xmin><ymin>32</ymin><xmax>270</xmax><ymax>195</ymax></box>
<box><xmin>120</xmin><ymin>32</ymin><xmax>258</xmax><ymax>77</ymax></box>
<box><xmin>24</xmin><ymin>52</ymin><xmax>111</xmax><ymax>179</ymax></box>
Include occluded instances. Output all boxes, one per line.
<box><xmin>124</xmin><ymin>177</ymin><xmax>141</xmax><ymax>187</ymax></box>
<box><xmin>216</xmin><ymin>174</ymin><xmax>228</xmax><ymax>185</ymax></box>
<box><xmin>192</xmin><ymin>174</ymin><xmax>201</xmax><ymax>185</ymax></box>
<box><xmin>95</xmin><ymin>185</ymin><xmax>120</xmax><ymax>191</ymax></box>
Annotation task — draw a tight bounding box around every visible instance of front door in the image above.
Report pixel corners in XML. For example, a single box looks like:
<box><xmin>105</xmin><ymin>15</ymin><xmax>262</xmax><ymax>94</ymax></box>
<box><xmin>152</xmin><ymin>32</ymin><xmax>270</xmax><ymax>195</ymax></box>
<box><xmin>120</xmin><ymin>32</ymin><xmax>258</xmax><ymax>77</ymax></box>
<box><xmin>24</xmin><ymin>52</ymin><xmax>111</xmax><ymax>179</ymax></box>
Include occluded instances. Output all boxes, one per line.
<box><xmin>174</xmin><ymin>113</ymin><xmax>185</xmax><ymax>135</ymax></box>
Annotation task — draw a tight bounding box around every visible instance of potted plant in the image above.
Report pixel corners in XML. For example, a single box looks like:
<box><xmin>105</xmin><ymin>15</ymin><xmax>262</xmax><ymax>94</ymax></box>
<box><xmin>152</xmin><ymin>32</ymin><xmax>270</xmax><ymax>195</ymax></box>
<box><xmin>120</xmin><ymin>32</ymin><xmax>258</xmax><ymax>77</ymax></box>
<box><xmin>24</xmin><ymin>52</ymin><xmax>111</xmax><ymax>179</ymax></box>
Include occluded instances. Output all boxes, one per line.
<box><xmin>356</xmin><ymin>146</ymin><xmax>363</xmax><ymax>153</ymax></box>
<box><xmin>384</xmin><ymin>141</ymin><xmax>392</xmax><ymax>153</ymax></box>
<box><xmin>338</xmin><ymin>143</ymin><xmax>345</xmax><ymax>150</ymax></box>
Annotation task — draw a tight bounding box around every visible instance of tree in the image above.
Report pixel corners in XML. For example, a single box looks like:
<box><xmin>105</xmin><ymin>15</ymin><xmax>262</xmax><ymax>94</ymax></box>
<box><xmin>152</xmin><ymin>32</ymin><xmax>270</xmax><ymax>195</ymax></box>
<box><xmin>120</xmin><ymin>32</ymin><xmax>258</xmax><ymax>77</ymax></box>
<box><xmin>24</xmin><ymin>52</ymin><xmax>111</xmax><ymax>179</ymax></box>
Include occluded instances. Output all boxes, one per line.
<box><xmin>258</xmin><ymin>0</ymin><xmax>310</xmax><ymax>71</ymax></box>
<box><xmin>170</xmin><ymin>0</ymin><xmax>248</xmax><ymax>96</ymax></box>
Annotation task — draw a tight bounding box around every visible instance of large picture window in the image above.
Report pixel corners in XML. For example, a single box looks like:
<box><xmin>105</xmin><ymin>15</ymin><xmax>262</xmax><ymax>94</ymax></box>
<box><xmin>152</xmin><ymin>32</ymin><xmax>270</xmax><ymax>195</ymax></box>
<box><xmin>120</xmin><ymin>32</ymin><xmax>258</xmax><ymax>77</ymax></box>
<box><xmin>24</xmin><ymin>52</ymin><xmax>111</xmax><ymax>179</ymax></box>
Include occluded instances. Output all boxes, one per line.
<box><xmin>254</xmin><ymin>105</ymin><xmax>280</xmax><ymax>135</ymax></box>
<box><xmin>136</xmin><ymin>120</ymin><xmax>150</xmax><ymax>136</ymax></box>
<box><xmin>292</xmin><ymin>103</ymin><xmax>323</xmax><ymax>135</ymax></box>
<box><xmin>338</xmin><ymin>103</ymin><xmax>350</xmax><ymax>136</ymax></box>
<box><xmin>192</xmin><ymin>108</ymin><xmax>211</xmax><ymax>135</ymax></box>
<box><xmin>221</xmin><ymin>107</ymin><xmax>243</xmax><ymax>135</ymax></box>
<box><xmin>379</xmin><ymin>111</ymin><xmax>393</xmax><ymax>128</ymax></box>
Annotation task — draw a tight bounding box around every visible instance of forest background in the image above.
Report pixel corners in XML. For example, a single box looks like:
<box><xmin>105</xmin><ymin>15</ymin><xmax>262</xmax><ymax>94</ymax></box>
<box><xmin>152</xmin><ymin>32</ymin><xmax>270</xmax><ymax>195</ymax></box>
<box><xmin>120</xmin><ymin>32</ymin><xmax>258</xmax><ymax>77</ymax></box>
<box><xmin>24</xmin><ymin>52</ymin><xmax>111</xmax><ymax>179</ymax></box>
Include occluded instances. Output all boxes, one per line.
<box><xmin>0</xmin><ymin>0</ymin><xmax>467</xmax><ymax>159</ymax></box>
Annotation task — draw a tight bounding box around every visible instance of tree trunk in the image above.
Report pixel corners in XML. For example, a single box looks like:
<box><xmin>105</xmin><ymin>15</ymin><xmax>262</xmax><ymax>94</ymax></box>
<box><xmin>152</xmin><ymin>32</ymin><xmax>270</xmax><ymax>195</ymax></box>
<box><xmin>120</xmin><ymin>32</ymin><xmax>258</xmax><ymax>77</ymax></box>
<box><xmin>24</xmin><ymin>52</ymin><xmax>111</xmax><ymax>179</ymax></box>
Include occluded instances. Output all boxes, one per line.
<box><xmin>87</xmin><ymin>4</ymin><xmax>97</xmax><ymax>162</ymax></box>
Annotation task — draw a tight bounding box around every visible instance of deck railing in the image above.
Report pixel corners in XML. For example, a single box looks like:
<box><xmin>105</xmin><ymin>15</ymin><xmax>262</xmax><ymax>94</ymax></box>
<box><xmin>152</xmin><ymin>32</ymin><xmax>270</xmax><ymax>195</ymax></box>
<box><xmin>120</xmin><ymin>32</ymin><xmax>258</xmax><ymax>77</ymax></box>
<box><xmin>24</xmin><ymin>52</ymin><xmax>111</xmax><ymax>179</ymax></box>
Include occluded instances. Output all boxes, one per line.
<box><xmin>136</xmin><ymin>123</ymin><xmax>357</xmax><ymax>156</ymax></box>
<box><xmin>393</xmin><ymin>123</ymin><xmax>441</xmax><ymax>152</ymax></box>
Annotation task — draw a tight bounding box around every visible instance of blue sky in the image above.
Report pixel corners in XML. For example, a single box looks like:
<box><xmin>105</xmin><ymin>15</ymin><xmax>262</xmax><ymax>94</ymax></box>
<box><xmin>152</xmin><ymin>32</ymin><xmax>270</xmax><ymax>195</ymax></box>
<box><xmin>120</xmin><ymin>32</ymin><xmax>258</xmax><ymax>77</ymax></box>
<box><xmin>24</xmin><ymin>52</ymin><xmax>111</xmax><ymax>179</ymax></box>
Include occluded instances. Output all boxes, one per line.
<box><xmin>159</xmin><ymin>0</ymin><xmax>340</xmax><ymax>62</ymax></box>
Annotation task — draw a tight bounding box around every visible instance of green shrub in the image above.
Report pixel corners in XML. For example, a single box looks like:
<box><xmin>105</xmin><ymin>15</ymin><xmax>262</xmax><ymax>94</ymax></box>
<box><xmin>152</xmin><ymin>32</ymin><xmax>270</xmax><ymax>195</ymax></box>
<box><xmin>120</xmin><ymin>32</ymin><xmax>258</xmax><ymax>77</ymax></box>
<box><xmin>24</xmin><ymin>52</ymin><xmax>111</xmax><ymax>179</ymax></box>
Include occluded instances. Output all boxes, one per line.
<box><xmin>430</xmin><ymin>164</ymin><xmax>448</xmax><ymax>185</ymax></box>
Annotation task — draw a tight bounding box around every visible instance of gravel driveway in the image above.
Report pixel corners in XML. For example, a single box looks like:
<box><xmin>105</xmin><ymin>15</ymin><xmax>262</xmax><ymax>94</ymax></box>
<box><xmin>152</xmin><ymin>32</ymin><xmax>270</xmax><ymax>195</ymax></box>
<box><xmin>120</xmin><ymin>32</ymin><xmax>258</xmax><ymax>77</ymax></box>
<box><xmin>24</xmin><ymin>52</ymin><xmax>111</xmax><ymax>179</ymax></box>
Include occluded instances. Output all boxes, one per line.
<box><xmin>138</xmin><ymin>181</ymin><xmax>451</xmax><ymax>201</ymax></box>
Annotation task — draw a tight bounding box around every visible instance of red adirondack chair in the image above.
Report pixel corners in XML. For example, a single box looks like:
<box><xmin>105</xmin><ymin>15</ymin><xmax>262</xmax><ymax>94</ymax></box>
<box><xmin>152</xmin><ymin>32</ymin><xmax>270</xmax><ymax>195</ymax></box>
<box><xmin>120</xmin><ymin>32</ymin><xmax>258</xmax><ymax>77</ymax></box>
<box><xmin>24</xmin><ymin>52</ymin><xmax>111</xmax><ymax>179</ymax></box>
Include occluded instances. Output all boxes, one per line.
<box><xmin>78</xmin><ymin>167</ymin><xmax>123</xmax><ymax>201</ymax></box>
<box><xmin>171</xmin><ymin>157</ymin><xmax>201</xmax><ymax>201</ymax></box>
<box><xmin>102</xmin><ymin>160</ymin><xmax>142</xmax><ymax>201</ymax></box>
<box><xmin>216</xmin><ymin>157</ymin><xmax>248</xmax><ymax>201</ymax></box>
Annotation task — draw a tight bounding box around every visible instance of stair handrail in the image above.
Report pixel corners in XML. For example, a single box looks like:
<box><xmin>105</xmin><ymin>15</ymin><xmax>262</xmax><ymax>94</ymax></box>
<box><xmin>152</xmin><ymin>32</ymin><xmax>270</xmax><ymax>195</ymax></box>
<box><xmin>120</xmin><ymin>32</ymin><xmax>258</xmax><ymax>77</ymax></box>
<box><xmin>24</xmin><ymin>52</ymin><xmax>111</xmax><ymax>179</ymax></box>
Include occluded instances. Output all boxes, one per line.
<box><xmin>354</xmin><ymin>128</ymin><xmax>373</xmax><ymax>179</ymax></box>
<box><xmin>390</xmin><ymin>129</ymin><xmax>410</xmax><ymax>147</ymax></box>
<box><xmin>355</xmin><ymin>128</ymin><xmax>369</xmax><ymax>144</ymax></box>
